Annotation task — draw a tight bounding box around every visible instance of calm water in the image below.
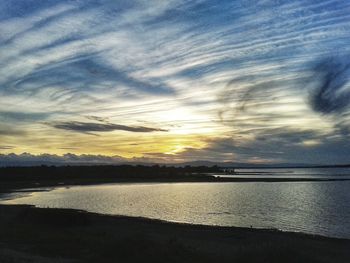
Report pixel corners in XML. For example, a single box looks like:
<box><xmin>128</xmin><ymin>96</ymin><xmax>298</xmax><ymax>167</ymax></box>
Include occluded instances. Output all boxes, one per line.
<box><xmin>2</xmin><ymin>168</ymin><xmax>350</xmax><ymax>239</ymax></box>
<box><xmin>218</xmin><ymin>167</ymin><xmax>350</xmax><ymax>179</ymax></box>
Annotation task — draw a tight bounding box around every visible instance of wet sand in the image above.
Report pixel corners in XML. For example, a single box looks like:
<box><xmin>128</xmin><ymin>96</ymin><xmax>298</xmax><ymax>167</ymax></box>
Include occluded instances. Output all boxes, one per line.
<box><xmin>0</xmin><ymin>204</ymin><xmax>350</xmax><ymax>263</ymax></box>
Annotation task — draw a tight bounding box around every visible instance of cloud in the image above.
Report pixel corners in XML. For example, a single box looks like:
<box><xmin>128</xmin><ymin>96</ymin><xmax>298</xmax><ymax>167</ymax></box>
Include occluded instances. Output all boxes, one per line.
<box><xmin>0</xmin><ymin>126</ymin><xmax>26</xmax><ymax>136</ymax></box>
<box><xmin>166</xmin><ymin>130</ymin><xmax>350</xmax><ymax>164</ymax></box>
<box><xmin>58</xmin><ymin>147</ymin><xmax>79</xmax><ymax>150</ymax></box>
<box><xmin>0</xmin><ymin>111</ymin><xmax>50</xmax><ymax>122</ymax></box>
<box><xmin>85</xmin><ymin>115</ymin><xmax>109</xmax><ymax>123</ymax></box>
<box><xmin>0</xmin><ymin>152</ymin><xmax>181</xmax><ymax>166</ymax></box>
<box><xmin>1</xmin><ymin>0</ymin><xmax>350</xmax><ymax>164</ymax></box>
<box><xmin>8</xmin><ymin>55</ymin><xmax>175</xmax><ymax>97</ymax></box>
<box><xmin>50</xmin><ymin>121</ymin><xmax>168</xmax><ymax>134</ymax></box>
<box><xmin>0</xmin><ymin>152</ymin><xmax>127</xmax><ymax>166</ymax></box>
<box><xmin>308</xmin><ymin>56</ymin><xmax>350</xmax><ymax>114</ymax></box>
<box><xmin>0</xmin><ymin>146</ymin><xmax>14</xmax><ymax>150</ymax></box>
<box><xmin>218</xmin><ymin>76</ymin><xmax>298</xmax><ymax>120</ymax></box>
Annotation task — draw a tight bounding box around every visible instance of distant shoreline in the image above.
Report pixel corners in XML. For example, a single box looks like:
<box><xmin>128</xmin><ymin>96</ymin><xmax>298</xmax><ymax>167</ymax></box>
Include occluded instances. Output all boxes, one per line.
<box><xmin>1</xmin><ymin>163</ymin><xmax>350</xmax><ymax>169</ymax></box>
<box><xmin>1</xmin><ymin>165</ymin><xmax>350</xmax><ymax>198</ymax></box>
<box><xmin>2</xmin><ymin>175</ymin><xmax>350</xmax><ymax>201</ymax></box>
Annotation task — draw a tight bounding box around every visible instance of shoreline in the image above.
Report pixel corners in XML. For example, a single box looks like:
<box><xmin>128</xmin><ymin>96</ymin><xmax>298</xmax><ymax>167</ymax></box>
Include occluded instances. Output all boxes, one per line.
<box><xmin>1</xmin><ymin>165</ymin><xmax>349</xmax><ymax>193</ymax></box>
<box><xmin>2</xmin><ymin>180</ymin><xmax>350</xmax><ymax>241</ymax></box>
<box><xmin>1</xmin><ymin>203</ymin><xmax>350</xmax><ymax>262</ymax></box>
<box><xmin>1</xmin><ymin>177</ymin><xmax>350</xmax><ymax>262</ymax></box>
<box><xmin>2</xmin><ymin>175</ymin><xmax>350</xmax><ymax>196</ymax></box>
<box><xmin>2</xmin><ymin>201</ymin><xmax>350</xmax><ymax>242</ymax></box>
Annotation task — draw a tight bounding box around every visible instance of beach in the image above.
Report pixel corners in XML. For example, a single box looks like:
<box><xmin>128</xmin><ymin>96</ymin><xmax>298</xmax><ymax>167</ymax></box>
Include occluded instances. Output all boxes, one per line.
<box><xmin>1</xmin><ymin>204</ymin><xmax>350</xmax><ymax>263</ymax></box>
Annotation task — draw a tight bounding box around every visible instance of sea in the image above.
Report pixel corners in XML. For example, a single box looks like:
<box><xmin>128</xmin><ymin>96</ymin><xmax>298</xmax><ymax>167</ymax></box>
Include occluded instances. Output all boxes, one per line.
<box><xmin>1</xmin><ymin>167</ymin><xmax>350</xmax><ymax>239</ymax></box>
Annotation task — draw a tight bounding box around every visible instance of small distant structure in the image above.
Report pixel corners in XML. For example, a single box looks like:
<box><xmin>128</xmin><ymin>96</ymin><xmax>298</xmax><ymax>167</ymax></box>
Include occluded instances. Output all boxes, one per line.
<box><xmin>222</xmin><ymin>168</ymin><xmax>235</xmax><ymax>174</ymax></box>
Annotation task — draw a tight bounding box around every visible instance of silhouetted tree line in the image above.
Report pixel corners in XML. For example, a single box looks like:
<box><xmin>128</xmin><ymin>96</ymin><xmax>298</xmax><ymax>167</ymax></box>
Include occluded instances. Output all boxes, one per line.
<box><xmin>0</xmin><ymin>165</ymin><xmax>222</xmax><ymax>183</ymax></box>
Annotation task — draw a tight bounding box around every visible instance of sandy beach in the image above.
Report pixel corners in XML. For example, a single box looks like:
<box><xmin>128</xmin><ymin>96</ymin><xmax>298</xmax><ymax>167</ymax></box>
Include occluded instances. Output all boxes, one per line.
<box><xmin>0</xmin><ymin>204</ymin><xmax>350</xmax><ymax>263</ymax></box>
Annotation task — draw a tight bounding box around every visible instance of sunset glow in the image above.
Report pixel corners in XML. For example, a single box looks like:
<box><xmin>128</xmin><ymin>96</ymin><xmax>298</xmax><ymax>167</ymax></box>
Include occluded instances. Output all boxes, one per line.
<box><xmin>1</xmin><ymin>0</ymin><xmax>350</xmax><ymax>164</ymax></box>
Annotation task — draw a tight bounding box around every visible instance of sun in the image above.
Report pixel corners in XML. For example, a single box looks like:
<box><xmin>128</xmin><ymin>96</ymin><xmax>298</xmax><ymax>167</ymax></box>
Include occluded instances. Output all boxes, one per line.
<box><xmin>165</xmin><ymin>144</ymin><xmax>188</xmax><ymax>155</ymax></box>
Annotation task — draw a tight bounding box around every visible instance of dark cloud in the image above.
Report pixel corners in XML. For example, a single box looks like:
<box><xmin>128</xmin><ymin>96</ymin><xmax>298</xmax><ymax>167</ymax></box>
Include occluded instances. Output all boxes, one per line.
<box><xmin>172</xmin><ymin>130</ymin><xmax>350</xmax><ymax>164</ymax></box>
<box><xmin>85</xmin><ymin>115</ymin><xmax>109</xmax><ymax>123</ymax></box>
<box><xmin>308</xmin><ymin>57</ymin><xmax>350</xmax><ymax>114</ymax></box>
<box><xmin>50</xmin><ymin>121</ymin><xmax>168</xmax><ymax>134</ymax></box>
<box><xmin>0</xmin><ymin>145</ymin><xmax>14</xmax><ymax>150</ymax></box>
<box><xmin>218</xmin><ymin>55</ymin><xmax>350</xmax><ymax>122</ymax></box>
<box><xmin>254</xmin><ymin>128</ymin><xmax>320</xmax><ymax>144</ymax></box>
<box><xmin>58</xmin><ymin>147</ymin><xmax>79</xmax><ymax>150</ymax></box>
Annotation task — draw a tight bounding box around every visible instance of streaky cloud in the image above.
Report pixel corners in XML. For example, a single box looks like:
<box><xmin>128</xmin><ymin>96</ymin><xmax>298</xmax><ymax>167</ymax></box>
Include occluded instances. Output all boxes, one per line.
<box><xmin>0</xmin><ymin>145</ymin><xmax>15</xmax><ymax>150</ymax></box>
<box><xmin>0</xmin><ymin>126</ymin><xmax>26</xmax><ymax>136</ymax></box>
<box><xmin>1</xmin><ymin>0</ymin><xmax>350</xmax><ymax>164</ymax></box>
<box><xmin>8</xmin><ymin>55</ymin><xmax>174</xmax><ymax>96</ymax></box>
<box><xmin>50</xmin><ymin>121</ymin><xmax>168</xmax><ymax>134</ymax></box>
<box><xmin>85</xmin><ymin>115</ymin><xmax>109</xmax><ymax>123</ymax></box>
<box><xmin>0</xmin><ymin>110</ymin><xmax>50</xmax><ymax>122</ymax></box>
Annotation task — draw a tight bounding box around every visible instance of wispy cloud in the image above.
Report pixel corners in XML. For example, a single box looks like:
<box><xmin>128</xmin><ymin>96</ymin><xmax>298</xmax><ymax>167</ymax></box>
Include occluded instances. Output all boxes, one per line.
<box><xmin>85</xmin><ymin>115</ymin><xmax>109</xmax><ymax>123</ymax></box>
<box><xmin>0</xmin><ymin>111</ymin><xmax>50</xmax><ymax>122</ymax></box>
<box><xmin>50</xmin><ymin>121</ymin><xmax>168</xmax><ymax>134</ymax></box>
<box><xmin>1</xmin><ymin>0</ymin><xmax>350</xmax><ymax>164</ymax></box>
<box><xmin>0</xmin><ymin>146</ymin><xmax>15</xmax><ymax>150</ymax></box>
<box><xmin>0</xmin><ymin>126</ymin><xmax>26</xmax><ymax>136</ymax></box>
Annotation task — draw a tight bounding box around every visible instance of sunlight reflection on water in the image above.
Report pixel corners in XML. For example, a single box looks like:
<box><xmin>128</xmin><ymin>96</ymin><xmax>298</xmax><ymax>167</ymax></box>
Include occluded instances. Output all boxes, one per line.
<box><xmin>3</xmin><ymin>180</ymin><xmax>350</xmax><ymax>239</ymax></box>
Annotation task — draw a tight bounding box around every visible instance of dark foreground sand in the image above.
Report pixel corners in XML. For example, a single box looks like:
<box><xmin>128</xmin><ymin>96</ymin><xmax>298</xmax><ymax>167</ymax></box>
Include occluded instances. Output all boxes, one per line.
<box><xmin>0</xmin><ymin>203</ymin><xmax>349</xmax><ymax>263</ymax></box>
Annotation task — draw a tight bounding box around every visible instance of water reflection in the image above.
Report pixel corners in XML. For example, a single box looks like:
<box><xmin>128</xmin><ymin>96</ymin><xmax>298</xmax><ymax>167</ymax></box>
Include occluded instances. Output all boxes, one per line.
<box><xmin>2</xmin><ymin>181</ymin><xmax>350</xmax><ymax>239</ymax></box>
<box><xmin>219</xmin><ymin>167</ymin><xmax>350</xmax><ymax>179</ymax></box>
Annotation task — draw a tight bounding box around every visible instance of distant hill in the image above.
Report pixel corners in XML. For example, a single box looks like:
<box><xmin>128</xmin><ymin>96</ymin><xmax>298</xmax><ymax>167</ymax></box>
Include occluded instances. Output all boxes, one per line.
<box><xmin>173</xmin><ymin>161</ymin><xmax>350</xmax><ymax>169</ymax></box>
<box><xmin>1</xmin><ymin>157</ymin><xmax>349</xmax><ymax>169</ymax></box>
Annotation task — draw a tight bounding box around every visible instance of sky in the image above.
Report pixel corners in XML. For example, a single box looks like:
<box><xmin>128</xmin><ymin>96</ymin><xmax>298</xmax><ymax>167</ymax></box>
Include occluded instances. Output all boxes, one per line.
<box><xmin>1</xmin><ymin>0</ymin><xmax>350</xmax><ymax>165</ymax></box>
